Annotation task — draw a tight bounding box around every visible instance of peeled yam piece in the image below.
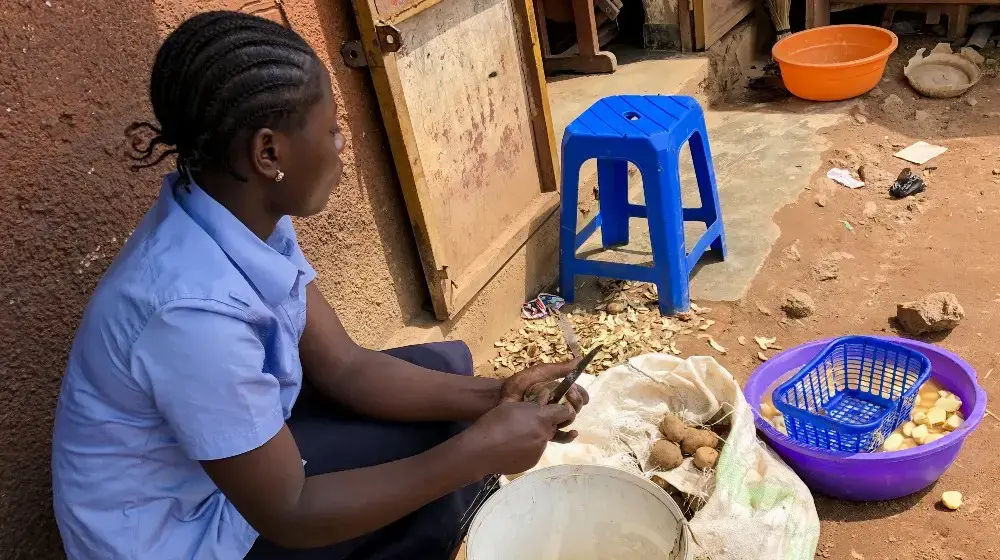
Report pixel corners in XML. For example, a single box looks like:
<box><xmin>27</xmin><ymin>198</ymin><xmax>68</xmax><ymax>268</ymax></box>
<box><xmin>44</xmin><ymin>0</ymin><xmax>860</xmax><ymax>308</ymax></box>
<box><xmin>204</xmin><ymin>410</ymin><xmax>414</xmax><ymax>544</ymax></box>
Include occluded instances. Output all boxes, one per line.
<box><xmin>659</xmin><ymin>415</ymin><xmax>690</xmax><ymax>443</ymax></box>
<box><xmin>693</xmin><ymin>447</ymin><xmax>720</xmax><ymax>470</ymax></box>
<box><xmin>882</xmin><ymin>433</ymin><xmax>905</xmax><ymax>451</ymax></box>
<box><xmin>941</xmin><ymin>491</ymin><xmax>963</xmax><ymax>511</ymax></box>
<box><xmin>772</xmin><ymin>416</ymin><xmax>787</xmax><ymax>435</ymax></box>
<box><xmin>760</xmin><ymin>402</ymin><xmax>779</xmax><ymax>420</ymax></box>
<box><xmin>944</xmin><ymin>414</ymin><xmax>964</xmax><ymax>431</ymax></box>
<box><xmin>902</xmin><ymin>421</ymin><xmax>916</xmax><ymax>437</ymax></box>
<box><xmin>924</xmin><ymin>433</ymin><xmax>945</xmax><ymax>444</ymax></box>
<box><xmin>649</xmin><ymin>440</ymin><xmax>684</xmax><ymax>470</ymax></box>
<box><xmin>912</xmin><ymin>424</ymin><xmax>930</xmax><ymax>444</ymax></box>
<box><xmin>927</xmin><ymin>407</ymin><xmax>947</xmax><ymax>426</ymax></box>
<box><xmin>681</xmin><ymin>428</ymin><xmax>720</xmax><ymax>455</ymax></box>
<box><xmin>935</xmin><ymin>396</ymin><xmax>962</xmax><ymax>413</ymax></box>
<box><xmin>912</xmin><ymin>411</ymin><xmax>929</xmax><ymax>425</ymax></box>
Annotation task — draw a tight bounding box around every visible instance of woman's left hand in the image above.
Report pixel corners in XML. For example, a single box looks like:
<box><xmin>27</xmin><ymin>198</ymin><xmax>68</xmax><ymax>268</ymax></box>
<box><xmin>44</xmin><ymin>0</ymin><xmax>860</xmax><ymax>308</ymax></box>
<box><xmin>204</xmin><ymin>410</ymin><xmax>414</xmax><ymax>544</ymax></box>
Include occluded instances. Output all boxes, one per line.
<box><xmin>499</xmin><ymin>359</ymin><xmax>590</xmax><ymax>413</ymax></box>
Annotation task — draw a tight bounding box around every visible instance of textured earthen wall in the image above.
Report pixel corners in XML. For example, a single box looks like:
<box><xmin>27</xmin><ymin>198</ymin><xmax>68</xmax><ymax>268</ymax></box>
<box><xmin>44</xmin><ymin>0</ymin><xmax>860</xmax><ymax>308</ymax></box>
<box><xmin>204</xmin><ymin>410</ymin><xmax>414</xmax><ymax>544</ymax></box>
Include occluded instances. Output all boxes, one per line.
<box><xmin>0</xmin><ymin>0</ymin><xmax>424</xmax><ymax>556</ymax></box>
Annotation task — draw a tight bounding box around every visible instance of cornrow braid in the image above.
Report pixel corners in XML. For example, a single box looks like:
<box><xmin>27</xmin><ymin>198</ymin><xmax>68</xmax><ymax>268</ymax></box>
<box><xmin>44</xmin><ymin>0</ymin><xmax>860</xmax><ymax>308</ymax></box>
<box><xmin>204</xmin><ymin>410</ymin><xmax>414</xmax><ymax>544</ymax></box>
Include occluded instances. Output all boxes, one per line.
<box><xmin>127</xmin><ymin>11</ymin><xmax>324</xmax><ymax>179</ymax></box>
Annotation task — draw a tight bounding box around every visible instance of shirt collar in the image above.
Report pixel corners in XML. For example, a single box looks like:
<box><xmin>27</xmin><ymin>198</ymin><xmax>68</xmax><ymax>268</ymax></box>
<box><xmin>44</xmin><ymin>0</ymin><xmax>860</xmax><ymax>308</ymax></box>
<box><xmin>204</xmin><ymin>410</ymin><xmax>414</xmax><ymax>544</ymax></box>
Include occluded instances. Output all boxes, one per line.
<box><xmin>164</xmin><ymin>173</ymin><xmax>302</xmax><ymax>307</ymax></box>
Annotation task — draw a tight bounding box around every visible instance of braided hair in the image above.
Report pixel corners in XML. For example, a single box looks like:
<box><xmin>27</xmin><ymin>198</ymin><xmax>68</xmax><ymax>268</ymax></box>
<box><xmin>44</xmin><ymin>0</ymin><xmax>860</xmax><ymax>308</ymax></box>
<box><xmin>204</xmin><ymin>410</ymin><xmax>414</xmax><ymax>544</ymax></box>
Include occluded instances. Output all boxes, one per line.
<box><xmin>127</xmin><ymin>11</ymin><xmax>325</xmax><ymax>180</ymax></box>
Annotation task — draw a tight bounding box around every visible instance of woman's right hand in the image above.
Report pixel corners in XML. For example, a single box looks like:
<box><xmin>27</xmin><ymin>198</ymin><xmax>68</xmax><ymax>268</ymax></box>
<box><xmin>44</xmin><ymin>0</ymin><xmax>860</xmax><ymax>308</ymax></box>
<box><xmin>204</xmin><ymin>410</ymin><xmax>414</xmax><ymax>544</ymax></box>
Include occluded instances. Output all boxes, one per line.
<box><xmin>463</xmin><ymin>401</ymin><xmax>577</xmax><ymax>475</ymax></box>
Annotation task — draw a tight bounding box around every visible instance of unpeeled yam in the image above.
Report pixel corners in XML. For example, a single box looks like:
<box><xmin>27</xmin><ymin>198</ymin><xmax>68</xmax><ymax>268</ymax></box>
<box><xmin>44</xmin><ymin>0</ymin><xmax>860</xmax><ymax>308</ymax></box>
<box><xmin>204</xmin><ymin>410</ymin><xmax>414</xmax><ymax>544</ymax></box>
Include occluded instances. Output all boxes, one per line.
<box><xmin>649</xmin><ymin>440</ymin><xmax>684</xmax><ymax>470</ymax></box>
<box><xmin>659</xmin><ymin>415</ymin><xmax>690</xmax><ymax>443</ymax></box>
<box><xmin>681</xmin><ymin>428</ymin><xmax>720</xmax><ymax>455</ymax></box>
<box><xmin>693</xmin><ymin>447</ymin><xmax>719</xmax><ymax>470</ymax></box>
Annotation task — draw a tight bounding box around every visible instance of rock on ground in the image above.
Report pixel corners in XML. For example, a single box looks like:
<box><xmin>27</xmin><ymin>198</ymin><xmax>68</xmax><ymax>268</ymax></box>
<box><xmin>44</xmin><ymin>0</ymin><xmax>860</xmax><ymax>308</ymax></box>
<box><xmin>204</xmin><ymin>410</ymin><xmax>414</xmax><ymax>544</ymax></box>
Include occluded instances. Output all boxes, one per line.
<box><xmin>895</xmin><ymin>292</ymin><xmax>965</xmax><ymax>335</ymax></box>
<box><xmin>782</xmin><ymin>241</ymin><xmax>801</xmax><ymax>262</ymax></box>
<box><xmin>881</xmin><ymin>94</ymin><xmax>906</xmax><ymax>117</ymax></box>
<box><xmin>863</xmin><ymin>201</ymin><xmax>878</xmax><ymax>219</ymax></box>
<box><xmin>782</xmin><ymin>289</ymin><xmax>816</xmax><ymax>318</ymax></box>
<box><xmin>812</xmin><ymin>257</ymin><xmax>839</xmax><ymax>281</ymax></box>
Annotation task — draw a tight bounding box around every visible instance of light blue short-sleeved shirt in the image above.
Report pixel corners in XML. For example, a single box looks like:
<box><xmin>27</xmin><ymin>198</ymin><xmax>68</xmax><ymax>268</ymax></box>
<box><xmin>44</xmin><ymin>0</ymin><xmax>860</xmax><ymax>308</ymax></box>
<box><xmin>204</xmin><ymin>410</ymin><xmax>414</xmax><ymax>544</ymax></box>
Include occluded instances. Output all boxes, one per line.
<box><xmin>52</xmin><ymin>173</ymin><xmax>316</xmax><ymax>559</ymax></box>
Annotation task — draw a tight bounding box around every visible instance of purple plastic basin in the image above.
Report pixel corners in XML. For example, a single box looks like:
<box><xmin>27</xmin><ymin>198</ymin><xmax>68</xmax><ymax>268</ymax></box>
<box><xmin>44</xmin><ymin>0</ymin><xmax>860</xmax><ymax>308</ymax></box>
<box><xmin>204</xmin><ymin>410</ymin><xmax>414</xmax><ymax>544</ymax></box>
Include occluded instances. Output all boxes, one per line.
<box><xmin>744</xmin><ymin>337</ymin><xmax>987</xmax><ymax>501</ymax></box>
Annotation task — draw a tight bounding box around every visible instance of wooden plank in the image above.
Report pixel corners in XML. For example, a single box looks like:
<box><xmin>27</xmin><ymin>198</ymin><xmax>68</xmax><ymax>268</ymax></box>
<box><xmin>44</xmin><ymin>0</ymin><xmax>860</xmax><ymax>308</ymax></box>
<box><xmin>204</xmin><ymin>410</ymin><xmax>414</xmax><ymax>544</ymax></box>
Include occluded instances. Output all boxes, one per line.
<box><xmin>694</xmin><ymin>0</ymin><xmax>753</xmax><ymax>49</ymax></box>
<box><xmin>447</xmin><ymin>192</ymin><xmax>559</xmax><ymax>313</ymax></box>
<box><xmin>704</xmin><ymin>1</ymin><xmax>752</xmax><ymax>47</ymax></box>
<box><xmin>349</xmin><ymin>0</ymin><xmax>449</xmax><ymax>285</ymax></box>
<box><xmin>678</xmin><ymin>0</ymin><xmax>694</xmax><ymax>52</ymax></box>
<box><xmin>805</xmin><ymin>0</ymin><xmax>831</xmax><ymax>27</ymax></box>
<box><xmin>693</xmin><ymin>0</ymin><xmax>707</xmax><ymax>49</ymax></box>
<box><xmin>947</xmin><ymin>5</ymin><xmax>970</xmax><ymax>38</ymax></box>
<box><xmin>512</xmin><ymin>0</ymin><xmax>560</xmax><ymax>192</ymax></box>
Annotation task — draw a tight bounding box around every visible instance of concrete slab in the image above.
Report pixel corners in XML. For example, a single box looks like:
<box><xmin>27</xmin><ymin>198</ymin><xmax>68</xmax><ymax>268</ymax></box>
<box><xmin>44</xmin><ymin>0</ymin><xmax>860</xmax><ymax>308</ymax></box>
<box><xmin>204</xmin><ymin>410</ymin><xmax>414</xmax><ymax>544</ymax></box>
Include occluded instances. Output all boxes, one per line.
<box><xmin>572</xmin><ymin>101</ymin><xmax>846</xmax><ymax>305</ymax></box>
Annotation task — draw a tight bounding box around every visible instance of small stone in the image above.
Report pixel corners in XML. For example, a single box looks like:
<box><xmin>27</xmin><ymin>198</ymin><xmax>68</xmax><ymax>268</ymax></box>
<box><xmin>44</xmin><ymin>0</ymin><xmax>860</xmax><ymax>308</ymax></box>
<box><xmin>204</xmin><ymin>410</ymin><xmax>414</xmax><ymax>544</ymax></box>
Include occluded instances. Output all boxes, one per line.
<box><xmin>962</xmin><ymin>47</ymin><xmax>985</xmax><ymax>66</ymax></box>
<box><xmin>966</xmin><ymin>97</ymin><xmax>978</xmax><ymax>106</ymax></box>
<box><xmin>896</xmin><ymin>292</ymin><xmax>965</xmax><ymax>335</ymax></box>
<box><xmin>812</xmin><ymin>257</ymin><xmax>839</xmax><ymax>281</ymax></box>
<box><xmin>881</xmin><ymin>94</ymin><xmax>906</xmax><ymax>116</ymax></box>
<box><xmin>782</xmin><ymin>290</ymin><xmax>816</xmax><ymax>319</ymax></box>
<box><xmin>815</xmin><ymin>194</ymin><xmax>828</xmax><ymax>207</ymax></box>
<box><xmin>853</xmin><ymin>112</ymin><xmax>868</xmax><ymax>124</ymax></box>
<box><xmin>863</xmin><ymin>201</ymin><xmax>878</xmax><ymax>219</ymax></box>
<box><xmin>993</xmin><ymin>169</ymin><xmax>1000</xmax><ymax>176</ymax></box>
<box><xmin>782</xmin><ymin>242</ymin><xmax>801</xmax><ymax>262</ymax></box>
<box><xmin>915</xmin><ymin>110</ymin><xmax>932</xmax><ymax>122</ymax></box>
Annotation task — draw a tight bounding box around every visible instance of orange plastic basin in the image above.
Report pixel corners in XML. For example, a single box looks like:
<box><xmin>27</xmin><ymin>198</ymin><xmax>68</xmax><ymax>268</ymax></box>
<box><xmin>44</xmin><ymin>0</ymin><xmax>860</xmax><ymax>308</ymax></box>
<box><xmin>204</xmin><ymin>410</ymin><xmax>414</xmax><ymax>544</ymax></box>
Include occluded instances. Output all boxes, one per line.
<box><xmin>773</xmin><ymin>25</ymin><xmax>898</xmax><ymax>102</ymax></box>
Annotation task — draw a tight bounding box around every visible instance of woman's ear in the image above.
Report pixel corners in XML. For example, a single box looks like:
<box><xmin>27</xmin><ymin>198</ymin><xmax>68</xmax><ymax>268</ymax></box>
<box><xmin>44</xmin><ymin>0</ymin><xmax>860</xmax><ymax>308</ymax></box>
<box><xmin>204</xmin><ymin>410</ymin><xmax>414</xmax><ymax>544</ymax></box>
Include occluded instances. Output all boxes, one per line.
<box><xmin>251</xmin><ymin>128</ymin><xmax>283</xmax><ymax>181</ymax></box>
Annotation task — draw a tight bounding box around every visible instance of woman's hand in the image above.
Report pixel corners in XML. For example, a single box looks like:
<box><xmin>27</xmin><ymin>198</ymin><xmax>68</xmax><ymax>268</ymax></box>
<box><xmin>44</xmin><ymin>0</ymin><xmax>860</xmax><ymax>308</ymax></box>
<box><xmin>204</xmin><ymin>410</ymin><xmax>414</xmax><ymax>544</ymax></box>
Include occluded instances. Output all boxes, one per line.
<box><xmin>499</xmin><ymin>360</ymin><xmax>590</xmax><ymax>415</ymax></box>
<box><xmin>462</xmin><ymin>401</ymin><xmax>577</xmax><ymax>475</ymax></box>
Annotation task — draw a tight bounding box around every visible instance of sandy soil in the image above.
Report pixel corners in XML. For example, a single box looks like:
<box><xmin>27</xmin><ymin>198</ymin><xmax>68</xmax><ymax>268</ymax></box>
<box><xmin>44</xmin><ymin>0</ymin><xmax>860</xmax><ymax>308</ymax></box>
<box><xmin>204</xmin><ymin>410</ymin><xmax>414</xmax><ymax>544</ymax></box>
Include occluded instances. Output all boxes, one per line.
<box><xmin>483</xmin><ymin>38</ymin><xmax>1000</xmax><ymax>560</ymax></box>
<box><xmin>721</xmin><ymin>38</ymin><xmax>1000</xmax><ymax>560</ymax></box>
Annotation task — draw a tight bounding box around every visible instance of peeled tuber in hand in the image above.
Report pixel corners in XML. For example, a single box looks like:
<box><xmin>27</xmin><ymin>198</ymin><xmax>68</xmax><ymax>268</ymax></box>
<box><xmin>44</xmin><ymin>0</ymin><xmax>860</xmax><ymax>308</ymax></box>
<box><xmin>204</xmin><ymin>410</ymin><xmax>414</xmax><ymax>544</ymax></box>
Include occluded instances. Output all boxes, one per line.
<box><xmin>681</xmin><ymin>428</ymin><xmax>720</xmax><ymax>456</ymax></box>
<box><xmin>649</xmin><ymin>440</ymin><xmax>684</xmax><ymax>470</ymax></box>
<box><xmin>659</xmin><ymin>414</ymin><xmax>689</xmax><ymax>443</ymax></box>
<box><xmin>693</xmin><ymin>447</ymin><xmax>719</xmax><ymax>470</ymax></box>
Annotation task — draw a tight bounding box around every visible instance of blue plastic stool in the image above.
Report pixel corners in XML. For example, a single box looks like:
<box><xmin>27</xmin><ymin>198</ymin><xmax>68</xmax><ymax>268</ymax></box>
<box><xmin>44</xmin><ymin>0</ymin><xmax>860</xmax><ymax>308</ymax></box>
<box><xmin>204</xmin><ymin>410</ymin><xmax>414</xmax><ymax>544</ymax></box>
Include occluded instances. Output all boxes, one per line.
<box><xmin>559</xmin><ymin>95</ymin><xmax>726</xmax><ymax>316</ymax></box>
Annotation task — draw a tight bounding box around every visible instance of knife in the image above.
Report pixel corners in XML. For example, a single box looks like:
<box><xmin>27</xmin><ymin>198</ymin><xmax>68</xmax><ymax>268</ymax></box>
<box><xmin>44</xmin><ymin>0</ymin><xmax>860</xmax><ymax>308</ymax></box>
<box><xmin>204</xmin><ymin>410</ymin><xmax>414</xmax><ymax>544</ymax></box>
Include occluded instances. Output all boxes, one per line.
<box><xmin>547</xmin><ymin>345</ymin><xmax>603</xmax><ymax>405</ymax></box>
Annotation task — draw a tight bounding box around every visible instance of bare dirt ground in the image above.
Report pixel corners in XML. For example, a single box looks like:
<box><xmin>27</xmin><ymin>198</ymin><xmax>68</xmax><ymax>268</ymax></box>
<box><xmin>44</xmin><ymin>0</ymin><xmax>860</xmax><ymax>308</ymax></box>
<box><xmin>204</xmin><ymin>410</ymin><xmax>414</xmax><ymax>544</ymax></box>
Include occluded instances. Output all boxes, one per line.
<box><xmin>484</xmin><ymin>38</ymin><xmax>1000</xmax><ymax>560</ymax></box>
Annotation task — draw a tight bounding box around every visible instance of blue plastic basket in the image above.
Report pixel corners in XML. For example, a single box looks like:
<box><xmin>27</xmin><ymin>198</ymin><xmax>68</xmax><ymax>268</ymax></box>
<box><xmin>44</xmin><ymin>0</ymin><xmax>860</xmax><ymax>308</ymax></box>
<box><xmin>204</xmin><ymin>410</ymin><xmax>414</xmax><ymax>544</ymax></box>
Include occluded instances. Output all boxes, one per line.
<box><xmin>772</xmin><ymin>336</ymin><xmax>932</xmax><ymax>453</ymax></box>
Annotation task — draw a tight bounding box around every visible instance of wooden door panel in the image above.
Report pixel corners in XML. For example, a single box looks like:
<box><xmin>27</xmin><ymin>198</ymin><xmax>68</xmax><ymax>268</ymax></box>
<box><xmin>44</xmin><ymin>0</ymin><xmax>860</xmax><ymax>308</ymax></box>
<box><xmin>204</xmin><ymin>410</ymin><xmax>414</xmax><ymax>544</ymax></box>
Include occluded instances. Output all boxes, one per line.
<box><xmin>351</xmin><ymin>0</ymin><xmax>559</xmax><ymax>319</ymax></box>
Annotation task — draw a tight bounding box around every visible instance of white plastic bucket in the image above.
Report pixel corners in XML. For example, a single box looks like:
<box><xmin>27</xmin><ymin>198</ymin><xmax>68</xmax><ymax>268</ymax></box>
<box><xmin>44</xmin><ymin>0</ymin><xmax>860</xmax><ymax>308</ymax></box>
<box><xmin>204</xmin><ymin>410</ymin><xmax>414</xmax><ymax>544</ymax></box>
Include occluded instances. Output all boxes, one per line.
<box><xmin>467</xmin><ymin>465</ymin><xmax>693</xmax><ymax>560</ymax></box>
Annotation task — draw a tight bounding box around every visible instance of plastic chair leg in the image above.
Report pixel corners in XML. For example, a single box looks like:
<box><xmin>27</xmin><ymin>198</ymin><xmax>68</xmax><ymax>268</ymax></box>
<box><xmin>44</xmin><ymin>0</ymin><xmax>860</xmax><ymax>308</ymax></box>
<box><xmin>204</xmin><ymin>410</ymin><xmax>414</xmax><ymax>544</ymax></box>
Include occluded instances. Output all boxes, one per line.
<box><xmin>643</xmin><ymin>154</ymin><xmax>690</xmax><ymax>315</ymax></box>
<box><xmin>559</xmin><ymin>157</ymin><xmax>583</xmax><ymax>303</ymax></box>
<box><xmin>597</xmin><ymin>159</ymin><xmax>630</xmax><ymax>247</ymax></box>
<box><xmin>689</xmin><ymin>127</ymin><xmax>727</xmax><ymax>259</ymax></box>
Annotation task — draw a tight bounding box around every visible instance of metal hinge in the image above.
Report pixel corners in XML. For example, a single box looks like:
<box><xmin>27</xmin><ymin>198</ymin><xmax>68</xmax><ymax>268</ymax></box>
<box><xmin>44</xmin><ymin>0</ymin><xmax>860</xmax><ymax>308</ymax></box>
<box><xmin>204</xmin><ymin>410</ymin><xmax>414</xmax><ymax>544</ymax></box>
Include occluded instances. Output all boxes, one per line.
<box><xmin>340</xmin><ymin>41</ymin><xmax>368</xmax><ymax>68</ymax></box>
<box><xmin>375</xmin><ymin>24</ymin><xmax>403</xmax><ymax>53</ymax></box>
<box><xmin>340</xmin><ymin>25</ymin><xmax>402</xmax><ymax>68</ymax></box>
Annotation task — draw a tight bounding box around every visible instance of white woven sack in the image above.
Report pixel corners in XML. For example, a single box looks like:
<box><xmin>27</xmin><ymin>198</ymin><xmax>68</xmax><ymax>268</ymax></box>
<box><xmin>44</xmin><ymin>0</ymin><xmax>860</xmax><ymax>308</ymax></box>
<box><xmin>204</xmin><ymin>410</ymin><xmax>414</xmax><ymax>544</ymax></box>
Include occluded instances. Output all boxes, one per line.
<box><xmin>525</xmin><ymin>353</ymin><xmax>820</xmax><ymax>560</ymax></box>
